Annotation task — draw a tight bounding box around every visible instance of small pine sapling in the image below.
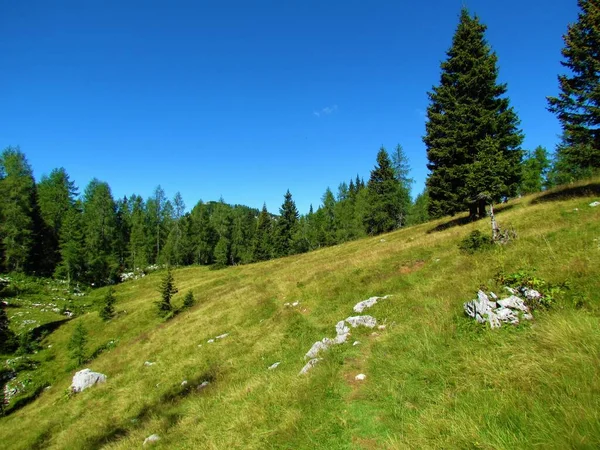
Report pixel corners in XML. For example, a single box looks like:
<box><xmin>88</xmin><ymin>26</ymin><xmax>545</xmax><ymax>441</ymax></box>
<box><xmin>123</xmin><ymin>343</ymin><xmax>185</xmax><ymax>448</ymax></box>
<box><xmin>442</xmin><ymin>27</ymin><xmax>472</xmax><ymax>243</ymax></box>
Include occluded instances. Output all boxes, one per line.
<box><xmin>157</xmin><ymin>268</ymin><xmax>178</xmax><ymax>316</ymax></box>
<box><xmin>183</xmin><ymin>290</ymin><xmax>195</xmax><ymax>308</ymax></box>
<box><xmin>68</xmin><ymin>322</ymin><xmax>88</xmax><ymax>366</ymax></box>
<box><xmin>99</xmin><ymin>287</ymin><xmax>116</xmax><ymax>321</ymax></box>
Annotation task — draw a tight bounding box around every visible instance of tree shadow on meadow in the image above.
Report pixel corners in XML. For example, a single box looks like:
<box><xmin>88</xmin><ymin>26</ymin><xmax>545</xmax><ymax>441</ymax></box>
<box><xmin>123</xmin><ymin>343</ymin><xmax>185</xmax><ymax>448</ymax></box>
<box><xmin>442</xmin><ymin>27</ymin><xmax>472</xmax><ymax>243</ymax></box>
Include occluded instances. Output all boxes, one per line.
<box><xmin>427</xmin><ymin>204</ymin><xmax>515</xmax><ymax>234</ymax></box>
<box><xmin>531</xmin><ymin>183</ymin><xmax>600</xmax><ymax>204</ymax></box>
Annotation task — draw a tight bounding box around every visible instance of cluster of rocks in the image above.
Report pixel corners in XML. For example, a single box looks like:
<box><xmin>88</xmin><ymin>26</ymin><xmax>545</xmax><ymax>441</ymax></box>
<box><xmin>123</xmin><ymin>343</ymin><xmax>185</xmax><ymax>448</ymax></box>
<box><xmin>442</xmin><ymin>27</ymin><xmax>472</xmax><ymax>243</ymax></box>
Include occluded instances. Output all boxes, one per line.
<box><xmin>463</xmin><ymin>287</ymin><xmax>539</xmax><ymax>329</ymax></box>
<box><xmin>299</xmin><ymin>295</ymin><xmax>390</xmax><ymax>375</ymax></box>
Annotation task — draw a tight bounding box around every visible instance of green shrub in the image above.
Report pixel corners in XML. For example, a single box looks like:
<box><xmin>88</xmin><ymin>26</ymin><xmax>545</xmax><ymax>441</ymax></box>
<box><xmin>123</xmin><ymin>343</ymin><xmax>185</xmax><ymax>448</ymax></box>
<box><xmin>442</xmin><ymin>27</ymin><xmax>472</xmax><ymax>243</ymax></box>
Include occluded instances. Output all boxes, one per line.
<box><xmin>459</xmin><ymin>230</ymin><xmax>492</xmax><ymax>254</ymax></box>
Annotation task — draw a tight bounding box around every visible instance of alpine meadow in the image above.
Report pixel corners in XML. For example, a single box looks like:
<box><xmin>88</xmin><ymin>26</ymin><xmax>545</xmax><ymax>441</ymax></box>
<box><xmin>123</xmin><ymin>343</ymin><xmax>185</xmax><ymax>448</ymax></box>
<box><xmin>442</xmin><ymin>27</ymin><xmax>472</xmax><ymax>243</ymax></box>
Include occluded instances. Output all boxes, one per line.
<box><xmin>1</xmin><ymin>1</ymin><xmax>600</xmax><ymax>449</ymax></box>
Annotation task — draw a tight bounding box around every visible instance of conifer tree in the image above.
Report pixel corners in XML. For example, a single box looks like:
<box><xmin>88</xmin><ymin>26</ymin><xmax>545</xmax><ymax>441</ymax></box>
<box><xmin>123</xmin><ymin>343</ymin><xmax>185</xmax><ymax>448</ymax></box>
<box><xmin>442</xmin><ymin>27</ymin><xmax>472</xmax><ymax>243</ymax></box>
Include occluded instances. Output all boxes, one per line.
<box><xmin>55</xmin><ymin>202</ymin><xmax>85</xmax><ymax>284</ymax></box>
<box><xmin>37</xmin><ymin>167</ymin><xmax>78</xmax><ymax>273</ymax></box>
<box><xmin>68</xmin><ymin>322</ymin><xmax>88</xmax><ymax>366</ymax></box>
<box><xmin>0</xmin><ymin>147</ymin><xmax>37</xmax><ymax>272</ymax></box>
<box><xmin>424</xmin><ymin>8</ymin><xmax>523</xmax><ymax>218</ymax></box>
<box><xmin>254</xmin><ymin>204</ymin><xmax>273</xmax><ymax>261</ymax></box>
<box><xmin>407</xmin><ymin>189</ymin><xmax>430</xmax><ymax>226</ymax></box>
<box><xmin>364</xmin><ymin>147</ymin><xmax>403</xmax><ymax>234</ymax></box>
<box><xmin>157</xmin><ymin>268</ymin><xmax>178</xmax><ymax>315</ymax></box>
<box><xmin>183</xmin><ymin>290</ymin><xmax>195</xmax><ymax>308</ymax></box>
<box><xmin>82</xmin><ymin>179</ymin><xmax>118</xmax><ymax>284</ymax></box>
<box><xmin>99</xmin><ymin>287</ymin><xmax>116</xmax><ymax>321</ymax></box>
<box><xmin>274</xmin><ymin>190</ymin><xmax>299</xmax><ymax>257</ymax></box>
<box><xmin>0</xmin><ymin>303</ymin><xmax>16</xmax><ymax>353</ymax></box>
<box><xmin>190</xmin><ymin>202</ymin><xmax>218</xmax><ymax>265</ymax></box>
<box><xmin>521</xmin><ymin>146</ymin><xmax>551</xmax><ymax>194</ymax></box>
<box><xmin>128</xmin><ymin>195</ymin><xmax>148</xmax><ymax>270</ymax></box>
<box><xmin>390</xmin><ymin>144</ymin><xmax>413</xmax><ymax>226</ymax></box>
<box><xmin>547</xmin><ymin>0</ymin><xmax>600</xmax><ymax>179</ymax></box>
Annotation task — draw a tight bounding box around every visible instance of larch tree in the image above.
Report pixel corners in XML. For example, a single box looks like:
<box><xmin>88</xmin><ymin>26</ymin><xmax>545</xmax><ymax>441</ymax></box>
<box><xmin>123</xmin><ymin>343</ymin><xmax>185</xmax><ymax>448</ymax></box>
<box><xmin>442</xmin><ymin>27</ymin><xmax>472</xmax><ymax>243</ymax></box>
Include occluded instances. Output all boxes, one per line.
<box><xmin>390</xmin><ymin>144</ymin><xmax>413</xmax><ymax>226</ymax></box>
<box><xmin>424</xmin><ymin>8</ymin><xmax>523</xmax><ymax>219</ymax></box>
<box><xmin>547</xmin><ymin>0</ymin><xmax>600</xmax><ymax>180</ymax></box>
<box><xmin>521</xmin><ymin>146</ymin><xmax>551</xmax><ymax>194</ymax></box>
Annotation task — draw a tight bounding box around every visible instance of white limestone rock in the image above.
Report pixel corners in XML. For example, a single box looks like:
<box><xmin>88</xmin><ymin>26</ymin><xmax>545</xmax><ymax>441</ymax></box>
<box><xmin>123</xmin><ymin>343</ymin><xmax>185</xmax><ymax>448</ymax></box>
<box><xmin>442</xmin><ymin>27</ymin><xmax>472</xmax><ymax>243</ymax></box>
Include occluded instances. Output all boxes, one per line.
<box><xmin>353</xmin><ymin>295</ymin><xmax>390</xmax><ymax>313</ymax></box>
<box><xmin>589</xmin><ymin>201</ymin><xmax>600</xmax><ymax>207</ymax></box>
<box><xmin>345</xmin><ymin>315</ymin><xmax>377</xmax><ymax>328</ymax></box>
<box><xmin>305</xmin><ymin>339</ymin><xmax>331</xmax><ymax>359</ymax></box>
<box><xmin>268</xmin><ymin>362</ymin><xmax>281</xmax><ymax>370</ymax></box>
<box><xmin>497</xmin><ymin>295</ymin><xmax>528</xmax><ymax>312</ymax></box>
<box><xmin>143</xmin><ymin>434</ymin><xmax>160</xmax><ymax>446</ymax></box>
<box><xmin>299</xmin><ymin>358</ymin><xmax>321</xmax><ymax>375</ymax></box>
<box><xmin>355</xmin><ymin>373</ymin><xmax>366</xmax><ymax>381</ymax></box>
<box><xmin>70</xmin><ymin>369</ymin><xmax>107</xmax><ymax>393</ymax></box>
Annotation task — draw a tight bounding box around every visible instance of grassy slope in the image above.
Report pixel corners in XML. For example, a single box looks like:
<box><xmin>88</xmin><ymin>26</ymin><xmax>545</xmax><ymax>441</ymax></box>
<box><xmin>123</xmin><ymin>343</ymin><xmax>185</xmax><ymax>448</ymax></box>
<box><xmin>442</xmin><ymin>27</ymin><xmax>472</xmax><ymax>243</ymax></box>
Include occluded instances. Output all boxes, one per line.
<box><xmin>1</xmin><ymin>181</ymin><xmax>600</xmax><ymax>449</ymax></box>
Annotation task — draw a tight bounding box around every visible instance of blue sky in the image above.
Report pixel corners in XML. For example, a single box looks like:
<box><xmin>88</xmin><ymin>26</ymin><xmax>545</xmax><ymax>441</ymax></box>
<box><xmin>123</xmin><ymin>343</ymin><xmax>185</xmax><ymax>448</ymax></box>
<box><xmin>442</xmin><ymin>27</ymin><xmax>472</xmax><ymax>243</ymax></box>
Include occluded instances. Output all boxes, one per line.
<box><xmin>1</xmin><ymin>0</ymin><xmax>578</xmax><ymax>214</ymax></box>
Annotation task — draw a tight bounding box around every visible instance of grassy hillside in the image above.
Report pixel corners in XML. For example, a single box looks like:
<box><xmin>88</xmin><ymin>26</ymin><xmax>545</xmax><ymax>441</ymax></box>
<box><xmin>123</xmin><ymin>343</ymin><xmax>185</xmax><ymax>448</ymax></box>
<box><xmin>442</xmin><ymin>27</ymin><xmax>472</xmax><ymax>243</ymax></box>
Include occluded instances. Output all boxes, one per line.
<box><xmin>1</xmin><ymin>180</ymin><xmax>600</xmax><ymax>449</ymax></box>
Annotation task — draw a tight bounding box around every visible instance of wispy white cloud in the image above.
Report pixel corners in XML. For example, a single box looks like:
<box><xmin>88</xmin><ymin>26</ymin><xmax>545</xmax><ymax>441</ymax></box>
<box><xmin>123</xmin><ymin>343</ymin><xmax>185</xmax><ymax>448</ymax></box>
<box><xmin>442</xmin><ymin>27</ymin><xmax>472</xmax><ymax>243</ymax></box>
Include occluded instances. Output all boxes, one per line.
<box><xmin>313</xmin><ymin>105</ymin><xmax>338</xmax><ymax>118</ymax></box>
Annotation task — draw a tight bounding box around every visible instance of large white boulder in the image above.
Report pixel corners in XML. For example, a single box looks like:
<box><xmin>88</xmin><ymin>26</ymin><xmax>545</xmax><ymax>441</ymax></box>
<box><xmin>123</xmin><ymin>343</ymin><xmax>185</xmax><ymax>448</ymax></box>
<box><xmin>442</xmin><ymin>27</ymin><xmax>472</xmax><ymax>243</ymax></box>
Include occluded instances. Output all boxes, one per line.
<box><xmin>70</xmin><ymin>368</ymin><xmax>107</xmax><ymax>393</ymax></box>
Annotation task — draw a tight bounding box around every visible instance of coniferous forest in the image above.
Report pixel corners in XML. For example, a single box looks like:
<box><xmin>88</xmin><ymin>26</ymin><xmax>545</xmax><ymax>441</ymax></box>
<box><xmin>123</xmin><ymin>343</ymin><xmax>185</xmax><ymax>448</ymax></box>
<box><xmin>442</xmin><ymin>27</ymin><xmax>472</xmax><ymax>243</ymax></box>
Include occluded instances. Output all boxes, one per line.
<box><xmin>0</xmin><ymin>3</ymin><xmax>598</xmax><ymax>288</ymax></box>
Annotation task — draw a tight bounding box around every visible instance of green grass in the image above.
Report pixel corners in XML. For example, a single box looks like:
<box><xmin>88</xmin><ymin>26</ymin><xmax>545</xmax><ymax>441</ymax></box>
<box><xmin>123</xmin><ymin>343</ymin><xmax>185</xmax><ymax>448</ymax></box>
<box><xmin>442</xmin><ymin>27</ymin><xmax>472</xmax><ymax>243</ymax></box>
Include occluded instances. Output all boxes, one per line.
<box><xmin>1</xmin><ymin>180</ymin><xmax>600</xmax><ymax>449</ymax></box>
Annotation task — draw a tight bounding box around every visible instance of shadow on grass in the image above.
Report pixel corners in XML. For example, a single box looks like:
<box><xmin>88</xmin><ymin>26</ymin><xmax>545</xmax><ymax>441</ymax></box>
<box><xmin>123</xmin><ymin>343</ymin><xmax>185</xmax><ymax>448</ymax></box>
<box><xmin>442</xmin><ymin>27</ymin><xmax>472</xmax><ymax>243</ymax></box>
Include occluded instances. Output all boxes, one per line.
<box><xmin>79</xmin><ymin>368</ymin><xmax>218</xmax><ymax>448</ymax></box>
<box><xmin>427</xmin><ymin>204</ymin><xmax>515</xmax><ymax>234</ymax></box>
<box><xmin>531</xmin><ymin>183</ymin><xmax>600</xmax><ymax>204</ymax></box>
<box><xmin>30</xmin><ymin>318</ymin><xmax>70</xmax><ymax>341</ymax></box>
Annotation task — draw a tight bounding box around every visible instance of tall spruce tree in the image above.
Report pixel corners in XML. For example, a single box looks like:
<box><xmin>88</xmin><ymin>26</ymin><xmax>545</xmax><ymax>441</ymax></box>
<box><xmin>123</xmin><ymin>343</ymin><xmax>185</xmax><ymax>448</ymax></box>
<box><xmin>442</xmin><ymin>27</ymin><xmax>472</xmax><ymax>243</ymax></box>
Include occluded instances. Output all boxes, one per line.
<box><xmin>156</xmin><ymin>267</ymin><xmax>178</xmax><ymax>315</ymax></box>
<box><xmin>37</xmin><ymin>167</ymin><xmax>78</xmax><ymax>273</ymax></box>
<box><xmin>424</xmin><ymin>8</ymin><xmax>523</xmax><ymax>219</ymax></box>
<box><xmin>364</xmin><ymin>148</ymin><xmax>403</xmax><ymax>234</ymax></box>
<box><xmin>0</xmin><ymin>147</ymin><xmax>38</xmax><ymax>272</ymax></box>
<box><xmin>55</xmin><ymin>202</ymin><xmax>85</xmax><ymax>284</ymax></box>
<box><xmin>254</xmin><ymin>204</ymin><xmax>273</xmax><ymax>261</ymax></box>
<box><xmin>82</xmin><ymin>179</ymin><xmax>118</xmax><ymax>284</ymax></box>
<box><xmin>274</xmin><ymin>190</ymin><xmax>299</xmax><ymax>257</ymax></box>
<box><xmin>547</xmin><ymin>0</ymin><xmax>600</xmax><ymax>180</ymax></box>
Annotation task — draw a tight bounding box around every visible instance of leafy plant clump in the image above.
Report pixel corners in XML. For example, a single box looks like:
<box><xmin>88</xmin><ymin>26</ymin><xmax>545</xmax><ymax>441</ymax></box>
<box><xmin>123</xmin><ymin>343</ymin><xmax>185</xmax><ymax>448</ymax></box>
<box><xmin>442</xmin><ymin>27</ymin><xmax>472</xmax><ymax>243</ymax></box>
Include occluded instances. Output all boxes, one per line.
<box><xmin>459</xmin><ymin>230</ymin><xmax>493</xmax><ymax>254</ymax></box>
<box><xmin>495</xmin><ymin>270</ymin><xmax>567</xmax><ymax>309</ymax></box>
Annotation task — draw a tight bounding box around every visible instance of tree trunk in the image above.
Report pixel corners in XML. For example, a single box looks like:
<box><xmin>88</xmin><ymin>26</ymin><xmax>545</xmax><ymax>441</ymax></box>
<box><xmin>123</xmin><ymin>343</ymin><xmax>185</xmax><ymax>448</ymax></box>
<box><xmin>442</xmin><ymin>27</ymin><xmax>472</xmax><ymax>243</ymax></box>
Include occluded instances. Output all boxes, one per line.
<box><xmin>478</xmin><ymin>198</ymin><xmax>487</xmax><ymax>219</ymax></box>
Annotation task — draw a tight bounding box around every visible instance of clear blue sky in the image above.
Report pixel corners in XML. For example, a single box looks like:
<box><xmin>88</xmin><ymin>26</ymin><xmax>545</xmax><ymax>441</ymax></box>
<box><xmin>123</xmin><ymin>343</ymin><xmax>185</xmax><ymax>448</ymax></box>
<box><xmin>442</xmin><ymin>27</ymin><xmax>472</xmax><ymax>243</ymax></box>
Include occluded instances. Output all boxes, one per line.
<box><xmin>0</xmin><ymin>0</ymin><xmax>578</xmax><ymax>214</ymax></box>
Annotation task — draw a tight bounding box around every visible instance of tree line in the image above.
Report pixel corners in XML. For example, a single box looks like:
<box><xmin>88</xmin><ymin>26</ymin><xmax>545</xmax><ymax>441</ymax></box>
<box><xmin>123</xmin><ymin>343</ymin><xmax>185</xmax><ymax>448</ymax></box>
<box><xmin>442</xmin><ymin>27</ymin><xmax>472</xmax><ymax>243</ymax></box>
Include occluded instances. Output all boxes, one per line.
<box><xmin>0</xmin><ymin>143</ymin><xmax>421</xmax><ymax>285</ymax></box>
<box><xmin>1</xmin><ymin>1</ymin><xmax>598</xmax><ymax>284</ymax></box>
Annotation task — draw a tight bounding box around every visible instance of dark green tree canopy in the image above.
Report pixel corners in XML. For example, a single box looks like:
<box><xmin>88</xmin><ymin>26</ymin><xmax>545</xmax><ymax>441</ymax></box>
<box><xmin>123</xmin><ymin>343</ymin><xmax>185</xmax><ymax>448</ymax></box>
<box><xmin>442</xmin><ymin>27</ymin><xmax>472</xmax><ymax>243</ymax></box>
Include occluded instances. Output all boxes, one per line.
<box><xmin>275</xmin><ymin>190</ymin><xmax>299</xmax><ymax>257</ymax></box>
<box><xmin>364</xmin><ymin>147</ymin><xmax>403</xmax><ymax>234</ymax></box>
<box><xmin>547</xmin><ymin>0</ymin><xmax>600</xmax><ymax>178</ymax></box>
<box><xmin>424</xmin><ymin>8</ymin><xmax>523</xmax><ymax>218</ymax></box>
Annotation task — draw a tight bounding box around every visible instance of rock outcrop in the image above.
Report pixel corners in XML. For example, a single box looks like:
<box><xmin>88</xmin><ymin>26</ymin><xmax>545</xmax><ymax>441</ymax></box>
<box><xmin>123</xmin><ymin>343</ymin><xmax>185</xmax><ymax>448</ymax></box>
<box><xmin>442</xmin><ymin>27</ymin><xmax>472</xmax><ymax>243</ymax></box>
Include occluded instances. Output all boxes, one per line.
<box><xmin>70</xmin><ymin>369</ymin><xmax>107</xmax><ymax>393</ymax></box>
<box><xmin>464</xmin><ymin>290</ymin><xmax>534</xmax><ymax>329</ymax></box>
